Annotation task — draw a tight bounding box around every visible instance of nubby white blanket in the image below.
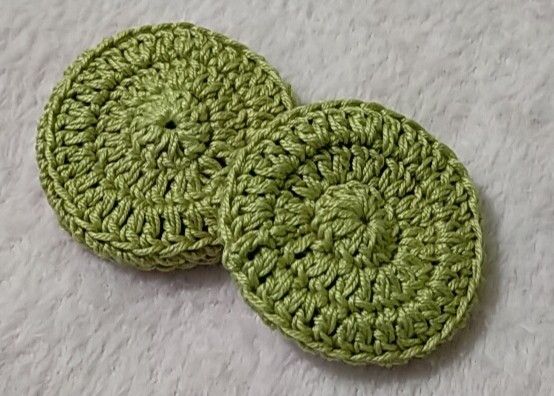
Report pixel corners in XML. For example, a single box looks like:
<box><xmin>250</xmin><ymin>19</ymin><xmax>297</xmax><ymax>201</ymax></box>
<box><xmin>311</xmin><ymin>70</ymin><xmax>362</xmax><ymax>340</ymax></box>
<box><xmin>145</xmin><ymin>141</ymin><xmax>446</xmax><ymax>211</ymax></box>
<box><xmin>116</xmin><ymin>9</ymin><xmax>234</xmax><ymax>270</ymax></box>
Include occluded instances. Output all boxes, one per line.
<box><xmin>1</xmin><ymin>0</ymin><xmax>552</xmax><ymax>394</ymax></box>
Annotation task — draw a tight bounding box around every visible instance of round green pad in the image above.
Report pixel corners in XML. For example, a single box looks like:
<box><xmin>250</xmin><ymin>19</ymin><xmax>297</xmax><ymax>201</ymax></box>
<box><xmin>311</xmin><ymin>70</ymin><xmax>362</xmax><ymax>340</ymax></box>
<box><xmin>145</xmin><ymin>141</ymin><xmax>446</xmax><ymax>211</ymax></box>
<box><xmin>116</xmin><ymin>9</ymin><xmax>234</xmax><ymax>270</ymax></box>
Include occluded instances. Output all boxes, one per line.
<box><xmin>36</xmin><ymin>23</ymin><xmax>294</xmax><ymax>270</ymax></box>
<box><xmin>219</xmin><ymin>101</ymin><xmax>482</xmax><ymax>365</ymax></box>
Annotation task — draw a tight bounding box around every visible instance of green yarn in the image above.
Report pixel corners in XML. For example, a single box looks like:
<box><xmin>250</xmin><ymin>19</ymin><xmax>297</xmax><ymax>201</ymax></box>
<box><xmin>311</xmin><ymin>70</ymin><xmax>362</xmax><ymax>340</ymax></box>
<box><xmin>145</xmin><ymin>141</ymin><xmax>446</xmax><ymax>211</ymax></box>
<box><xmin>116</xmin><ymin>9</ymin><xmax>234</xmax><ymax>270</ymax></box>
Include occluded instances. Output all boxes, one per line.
<box><xmin>36</xmin><ymin>21</ymin><xmax>482</xmax><ymax>365</ymax></box>
<box><xmin>218</xmin><ymin>100</ymin><xmax>483</xmax><ymax>365</ymax></box>
<box><xmin>36</xmin><ymin>22</ymin><xmax>294</xmax><ymax>270</ymax></box>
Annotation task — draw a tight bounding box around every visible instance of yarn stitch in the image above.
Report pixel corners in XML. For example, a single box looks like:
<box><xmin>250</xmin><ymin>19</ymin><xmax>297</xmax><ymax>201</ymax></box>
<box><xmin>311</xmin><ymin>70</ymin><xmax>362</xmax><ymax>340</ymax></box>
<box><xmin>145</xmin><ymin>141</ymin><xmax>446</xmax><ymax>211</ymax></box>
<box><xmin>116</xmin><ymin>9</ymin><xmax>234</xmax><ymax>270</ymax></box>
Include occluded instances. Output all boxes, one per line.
<box><xmin>36</xmin><ymin>22</ymin><xmax>294</xmax><ymax>270</ymax></box>
<box><xmin>218</xmin><ymin>101</ymin><xmax>483</xmax><ymax>365</ymax></box>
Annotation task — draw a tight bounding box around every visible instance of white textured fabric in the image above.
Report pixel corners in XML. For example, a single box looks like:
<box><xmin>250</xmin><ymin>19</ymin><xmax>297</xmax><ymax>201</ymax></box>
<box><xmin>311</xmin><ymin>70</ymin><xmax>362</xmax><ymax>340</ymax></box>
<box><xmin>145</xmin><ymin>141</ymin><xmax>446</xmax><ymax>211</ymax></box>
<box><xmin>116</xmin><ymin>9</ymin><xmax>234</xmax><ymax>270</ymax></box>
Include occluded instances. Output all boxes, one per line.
<box><xmin>1</xmin><ymin>1</ymin><xmax>553</xmax><ymax>394</ymax></box>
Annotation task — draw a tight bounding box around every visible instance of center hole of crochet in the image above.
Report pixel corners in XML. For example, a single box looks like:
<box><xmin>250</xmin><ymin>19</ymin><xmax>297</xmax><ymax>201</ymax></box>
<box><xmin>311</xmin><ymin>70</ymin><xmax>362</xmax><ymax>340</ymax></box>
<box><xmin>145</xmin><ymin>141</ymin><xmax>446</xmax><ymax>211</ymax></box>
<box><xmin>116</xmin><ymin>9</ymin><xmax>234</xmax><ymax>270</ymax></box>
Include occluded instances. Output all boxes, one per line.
<box><xmin>164</xmin><ymin>120</ymin><xmax>177</xmax><ymax>130</ymax></box>
<box><xmin>312</xmin><ymin>181</ymin><xmax>397</xmax><ymax>268</ymax></box>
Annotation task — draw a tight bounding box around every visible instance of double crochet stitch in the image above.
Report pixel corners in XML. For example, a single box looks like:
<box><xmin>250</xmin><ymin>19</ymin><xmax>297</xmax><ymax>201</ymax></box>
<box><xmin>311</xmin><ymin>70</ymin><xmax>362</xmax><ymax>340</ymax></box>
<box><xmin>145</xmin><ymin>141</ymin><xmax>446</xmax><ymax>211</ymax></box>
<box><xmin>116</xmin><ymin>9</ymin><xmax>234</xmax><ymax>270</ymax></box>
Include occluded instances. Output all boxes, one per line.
<box><xmin>219</xmin><ymin>101</ymin><xmax>483</xmax><ymax>365</ymax></box>
<box><xmin>36</xmin><ymin>23</ymin><xmax>294</xmax><ymax>270</ymax></box>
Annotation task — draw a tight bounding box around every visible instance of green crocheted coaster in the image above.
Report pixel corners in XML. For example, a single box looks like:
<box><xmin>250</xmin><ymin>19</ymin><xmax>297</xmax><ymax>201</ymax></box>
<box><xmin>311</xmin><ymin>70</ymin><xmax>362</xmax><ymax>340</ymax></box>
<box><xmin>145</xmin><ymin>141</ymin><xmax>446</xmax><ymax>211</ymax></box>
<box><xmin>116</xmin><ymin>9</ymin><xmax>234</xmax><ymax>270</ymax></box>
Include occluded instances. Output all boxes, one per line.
<box><xmin>219</xmin><ymin>100</ymin><xmax>483</xmax><ymax>365</ymax></box>
<box><xmin>36</xmin><ymin>22</ymin><xmax>294</xmax><ymax>270</ymax></box>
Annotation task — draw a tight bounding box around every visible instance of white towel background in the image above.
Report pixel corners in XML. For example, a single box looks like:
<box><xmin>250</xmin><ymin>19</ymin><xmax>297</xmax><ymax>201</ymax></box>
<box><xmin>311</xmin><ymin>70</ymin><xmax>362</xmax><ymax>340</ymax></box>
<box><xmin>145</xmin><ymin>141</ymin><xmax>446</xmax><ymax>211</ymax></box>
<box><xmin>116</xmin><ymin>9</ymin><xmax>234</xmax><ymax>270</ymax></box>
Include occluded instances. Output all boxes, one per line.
<box><xmin>1</xmin><ymin>1</ymin><xmax>553</xmax><ymax>394</ymax></box>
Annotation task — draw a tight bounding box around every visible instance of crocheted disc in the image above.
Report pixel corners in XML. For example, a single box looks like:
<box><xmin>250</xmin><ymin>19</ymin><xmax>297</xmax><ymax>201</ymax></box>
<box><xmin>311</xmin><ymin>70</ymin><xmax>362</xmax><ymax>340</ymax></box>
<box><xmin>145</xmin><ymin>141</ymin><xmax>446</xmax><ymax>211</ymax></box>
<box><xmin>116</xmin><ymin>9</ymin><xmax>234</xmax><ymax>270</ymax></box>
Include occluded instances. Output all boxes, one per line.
<box><xmin>36</xmin><ymin>23</ymin><xmax>294</xmax><ymax>270</ymax></box>
<box><xmin>219</xmin><ymin>101</ymin><xmax>483</xmax><ymax>365</ymax></box>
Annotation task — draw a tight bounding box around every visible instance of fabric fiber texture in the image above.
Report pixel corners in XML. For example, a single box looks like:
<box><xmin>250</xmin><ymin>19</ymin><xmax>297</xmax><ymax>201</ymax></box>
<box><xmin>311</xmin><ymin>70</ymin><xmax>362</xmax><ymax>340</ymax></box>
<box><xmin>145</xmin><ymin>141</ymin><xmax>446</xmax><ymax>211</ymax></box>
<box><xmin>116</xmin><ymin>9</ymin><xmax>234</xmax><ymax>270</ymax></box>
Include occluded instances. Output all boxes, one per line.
<box><xmin>2</xmin><ymin>0</ymin><xmax>553</xmax><ymax>394</ymax></box>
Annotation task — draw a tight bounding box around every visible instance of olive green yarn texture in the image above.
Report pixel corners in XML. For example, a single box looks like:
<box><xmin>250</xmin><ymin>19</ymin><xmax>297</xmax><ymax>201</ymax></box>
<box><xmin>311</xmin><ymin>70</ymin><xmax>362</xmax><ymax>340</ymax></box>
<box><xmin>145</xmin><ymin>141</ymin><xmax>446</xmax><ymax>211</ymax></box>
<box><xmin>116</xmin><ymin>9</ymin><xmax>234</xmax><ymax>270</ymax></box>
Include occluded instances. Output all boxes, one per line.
<box><xmin>36</xmin><ymin>22</ymin><xmax>294</xmax><ymax>270</ymax></box>
<box><xmin>218</xmin><ymin>101</ymin><xmax>483</xmax><ymax>366</ymax></box>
